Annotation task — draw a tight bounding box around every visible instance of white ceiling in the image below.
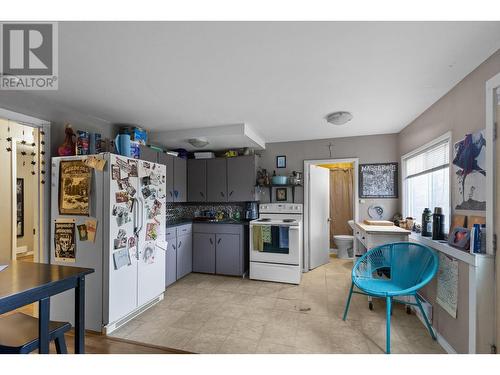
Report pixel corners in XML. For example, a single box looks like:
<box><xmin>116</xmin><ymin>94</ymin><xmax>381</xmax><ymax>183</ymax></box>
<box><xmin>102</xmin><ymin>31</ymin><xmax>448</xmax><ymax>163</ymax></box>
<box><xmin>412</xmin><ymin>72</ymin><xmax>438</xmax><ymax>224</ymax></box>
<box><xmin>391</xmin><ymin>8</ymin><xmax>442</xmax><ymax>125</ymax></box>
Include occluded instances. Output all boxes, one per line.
<box><xmin>22</xmin><ymin>22</ymin><xmax>500</xmax><ymax>143</ymax></box>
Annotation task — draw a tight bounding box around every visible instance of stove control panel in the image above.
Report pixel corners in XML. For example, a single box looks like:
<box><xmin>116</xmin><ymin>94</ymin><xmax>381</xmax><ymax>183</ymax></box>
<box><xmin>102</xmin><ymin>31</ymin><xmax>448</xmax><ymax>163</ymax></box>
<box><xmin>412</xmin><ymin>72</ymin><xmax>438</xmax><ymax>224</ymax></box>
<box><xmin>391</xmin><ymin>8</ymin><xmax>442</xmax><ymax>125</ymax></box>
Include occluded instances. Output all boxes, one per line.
<box><xmin>259</xmin><ymin>203</ymin><xmax>303</xmax><ymax>214</ymax></box>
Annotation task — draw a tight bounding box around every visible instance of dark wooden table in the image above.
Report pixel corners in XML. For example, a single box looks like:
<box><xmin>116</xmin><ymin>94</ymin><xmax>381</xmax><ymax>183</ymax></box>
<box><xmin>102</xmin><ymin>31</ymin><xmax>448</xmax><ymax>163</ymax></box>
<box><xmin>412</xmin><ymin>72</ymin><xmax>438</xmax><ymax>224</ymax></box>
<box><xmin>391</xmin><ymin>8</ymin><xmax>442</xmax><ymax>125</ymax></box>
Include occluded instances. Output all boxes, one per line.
<box><xmin>0</xmin><ymin>262</ymin><xmax>94</xmax><ymax>354</ymax></box>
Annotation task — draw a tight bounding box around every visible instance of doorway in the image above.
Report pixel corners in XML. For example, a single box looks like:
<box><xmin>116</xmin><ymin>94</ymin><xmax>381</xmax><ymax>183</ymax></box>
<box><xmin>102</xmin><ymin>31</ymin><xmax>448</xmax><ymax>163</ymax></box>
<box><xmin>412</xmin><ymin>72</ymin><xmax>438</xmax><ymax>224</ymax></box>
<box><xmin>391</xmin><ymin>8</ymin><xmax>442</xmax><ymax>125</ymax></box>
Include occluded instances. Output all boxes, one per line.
<box><xmin>486</xmin><ymin>73</ymin><xmax>499</xmax><ymax>351</ymax></box>
<box><xmin>304</xmin><ymin>158</ymin><xmax>359</xmax><ymax>271</ymax></box>
<box><xmin>0</xmin><ymin>111</ymin><xmax>49</xmax><ymax>263</ymax></box>
<box><xmin>318</xmin><ymin>162</ymin><xmax>355</xmax><ymax>254</ymax></box>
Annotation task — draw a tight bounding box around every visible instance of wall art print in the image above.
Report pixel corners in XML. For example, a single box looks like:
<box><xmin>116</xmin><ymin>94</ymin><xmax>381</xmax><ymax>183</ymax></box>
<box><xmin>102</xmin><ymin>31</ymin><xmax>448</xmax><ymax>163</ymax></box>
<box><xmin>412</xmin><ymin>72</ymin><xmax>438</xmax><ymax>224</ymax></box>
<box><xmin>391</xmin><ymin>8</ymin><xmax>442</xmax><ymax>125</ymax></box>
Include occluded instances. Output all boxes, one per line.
<box><xmin>359</xmin><ymin>163</ymin><xmax>398</xmax><ymax>199</ymax></box>
<box><xmin>54</xmin><ymin>219</ymin><xmax>76</xmax><ymax>262</ymax></box>
<box><xmin>453</xmin><ymin>130</ymin><xmax>486</xmax><ymax>211</ymax></box>
<box><xmin>59</xmin><ymin>160</ymin><xmax>92</xmax><ymax>215</ymax></box>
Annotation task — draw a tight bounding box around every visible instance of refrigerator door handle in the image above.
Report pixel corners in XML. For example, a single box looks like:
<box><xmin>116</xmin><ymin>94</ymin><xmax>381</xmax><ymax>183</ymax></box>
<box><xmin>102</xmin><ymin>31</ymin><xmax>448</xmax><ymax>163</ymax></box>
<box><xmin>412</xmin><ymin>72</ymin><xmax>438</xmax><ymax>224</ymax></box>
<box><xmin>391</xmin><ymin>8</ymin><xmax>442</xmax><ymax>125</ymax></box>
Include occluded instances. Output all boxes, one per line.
<box><xmin>135</xmin><ymin>197</ymin><xmax>145</xmax><ymax>236</ymax></box>
<box><xmin>132</xmin><ymin>197</ymin><xmax>139</xmax><ymax>234</ymax></box>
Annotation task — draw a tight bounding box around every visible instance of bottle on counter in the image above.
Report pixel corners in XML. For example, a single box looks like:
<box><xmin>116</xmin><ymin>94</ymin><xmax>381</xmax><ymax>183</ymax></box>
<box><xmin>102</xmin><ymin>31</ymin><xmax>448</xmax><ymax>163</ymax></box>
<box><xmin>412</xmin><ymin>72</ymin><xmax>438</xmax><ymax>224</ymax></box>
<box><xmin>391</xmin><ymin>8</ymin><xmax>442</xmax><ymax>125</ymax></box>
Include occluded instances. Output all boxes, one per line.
<box><xmin>432</xmin><ymin>207</ymin><xmax>445</xmax><ymax>240</ymax></box>
<box><xmin>421</xmin><ymin>208</ymin><xmax>432</xmax><ymax>237</ymax></box>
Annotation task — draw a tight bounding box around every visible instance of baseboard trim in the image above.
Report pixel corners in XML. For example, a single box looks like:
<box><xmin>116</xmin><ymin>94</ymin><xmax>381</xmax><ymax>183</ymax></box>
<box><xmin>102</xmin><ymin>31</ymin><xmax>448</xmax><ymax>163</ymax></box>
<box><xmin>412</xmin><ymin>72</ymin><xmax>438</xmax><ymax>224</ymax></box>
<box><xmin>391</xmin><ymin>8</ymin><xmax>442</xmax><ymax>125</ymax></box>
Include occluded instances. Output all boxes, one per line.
<box><xmin>103</xmin><ymin>293</ymin><xmax>164</xmax><ymax>335</ymax></box>
<box><xmin>414</xmin><ymin>307</ymin><xmax>456</xmax><ymax>354</ymax></box>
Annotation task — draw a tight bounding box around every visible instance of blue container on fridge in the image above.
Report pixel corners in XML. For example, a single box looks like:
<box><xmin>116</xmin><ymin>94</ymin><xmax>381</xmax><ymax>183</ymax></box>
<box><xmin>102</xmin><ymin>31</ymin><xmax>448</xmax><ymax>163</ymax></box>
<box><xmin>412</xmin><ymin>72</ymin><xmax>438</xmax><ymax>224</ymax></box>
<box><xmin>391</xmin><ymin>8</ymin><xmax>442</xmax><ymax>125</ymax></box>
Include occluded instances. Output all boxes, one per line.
<box><xmin>114</xmin><ymin>133</ymin><xmax>131</xmax><ymax>157</ymax></box>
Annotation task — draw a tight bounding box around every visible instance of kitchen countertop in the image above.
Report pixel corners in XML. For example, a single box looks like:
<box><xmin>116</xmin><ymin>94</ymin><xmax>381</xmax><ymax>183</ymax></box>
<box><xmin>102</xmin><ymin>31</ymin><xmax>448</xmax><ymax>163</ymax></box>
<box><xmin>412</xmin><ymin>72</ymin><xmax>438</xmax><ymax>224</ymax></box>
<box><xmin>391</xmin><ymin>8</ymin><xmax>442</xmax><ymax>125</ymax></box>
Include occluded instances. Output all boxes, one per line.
<box><xmin>166</xmin><ymin>219</ymin><xmax>249</xmax><ymax>227</ymax></box>
<box><xmin>165</xmin><ymin>219</ymin><xmax>193</xmax><ymax>228</ymax></box>
<box><xmin>355</xmin><ymin>222</ymin><xmax>411</xmax><ymax>234</ymax></box>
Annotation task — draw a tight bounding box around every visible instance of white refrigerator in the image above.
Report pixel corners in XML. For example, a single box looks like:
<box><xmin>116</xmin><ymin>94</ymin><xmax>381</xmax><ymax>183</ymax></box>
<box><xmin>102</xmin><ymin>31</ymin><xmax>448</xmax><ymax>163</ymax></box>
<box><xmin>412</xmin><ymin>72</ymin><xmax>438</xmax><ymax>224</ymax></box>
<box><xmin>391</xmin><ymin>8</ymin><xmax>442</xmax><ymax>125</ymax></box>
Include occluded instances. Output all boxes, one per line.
<box><xmin>49</xmin><ymin>153</ymin><xmax>166</xmax><ymax>333</ymax></box>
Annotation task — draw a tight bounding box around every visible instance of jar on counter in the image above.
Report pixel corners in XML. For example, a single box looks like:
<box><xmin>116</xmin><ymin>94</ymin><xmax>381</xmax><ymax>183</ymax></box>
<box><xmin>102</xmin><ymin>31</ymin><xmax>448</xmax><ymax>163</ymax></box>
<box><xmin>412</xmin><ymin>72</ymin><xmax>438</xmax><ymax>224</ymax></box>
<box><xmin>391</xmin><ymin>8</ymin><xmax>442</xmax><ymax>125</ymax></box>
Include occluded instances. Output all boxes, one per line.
<box><xmin>421</xmin><ymin>208</ymin><xmax>432</xmax><ymax>237</ymax></box>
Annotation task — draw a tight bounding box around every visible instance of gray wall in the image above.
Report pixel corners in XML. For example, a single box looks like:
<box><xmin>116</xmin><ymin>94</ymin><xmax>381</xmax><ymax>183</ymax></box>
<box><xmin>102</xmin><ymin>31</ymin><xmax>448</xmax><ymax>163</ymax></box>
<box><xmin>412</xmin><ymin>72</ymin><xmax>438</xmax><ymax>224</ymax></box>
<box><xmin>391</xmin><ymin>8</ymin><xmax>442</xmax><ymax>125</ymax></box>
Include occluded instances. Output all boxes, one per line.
<box><xmin>398</xmin><ymin>48</ymin><xmax>500</xmax><ymax>353</ymax></box>
<box><xmin>257</xmin><ymin>133</ymin><xmax>400</xmax><ymax>221</ymax></box>
<box><xmin>0</xmin><ymin>91</ymin><xmax>118</xmax><ymax>157</ymax></box>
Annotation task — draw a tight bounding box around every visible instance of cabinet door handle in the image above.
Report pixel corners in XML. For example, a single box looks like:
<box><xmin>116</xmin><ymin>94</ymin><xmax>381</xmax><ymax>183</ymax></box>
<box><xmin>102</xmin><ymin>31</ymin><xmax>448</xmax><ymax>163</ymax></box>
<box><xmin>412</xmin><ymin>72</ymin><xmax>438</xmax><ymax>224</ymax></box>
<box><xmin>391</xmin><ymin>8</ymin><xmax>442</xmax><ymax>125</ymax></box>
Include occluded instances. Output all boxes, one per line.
<box><xmin>217</xmin><ymin>238</ymin><xmax>221</xmax><ymax>244</ymax></box>
<box><xmin>229</xmin><ymin>190</ymin><xmax>234</xmax><ymax>196</ymax></box>
<box><xmin>200</xmin><ymin>191</ymin><xmax>205</xmax><ymax>198</ymax></box>
<box><xmin>169</xmin><ymin>191</ymin><xmax>173</xmax><ymax>197</ymax></box>
<box><xmin>209</xmin><ymin>238</ymin><xmax>213</xmax><ymax>245</ymax></box>
<box><xmin>174</xmin><ymin>190</ymin><xmax>179</xmax><ymax>198</ymax></box>
<box><xmin>172</xmin><ymin>244</ymin><xmax>176</xmax><ymax>250</ymax></box>
<box><xmin>178</xmin><ymin>241</ymin><xmax>182</xmax><ymax>248</ymax></box>
<box><xmin>220</xmin><ymin>191</ymin><xmax>225</xmax><ymax>197</ymax></box>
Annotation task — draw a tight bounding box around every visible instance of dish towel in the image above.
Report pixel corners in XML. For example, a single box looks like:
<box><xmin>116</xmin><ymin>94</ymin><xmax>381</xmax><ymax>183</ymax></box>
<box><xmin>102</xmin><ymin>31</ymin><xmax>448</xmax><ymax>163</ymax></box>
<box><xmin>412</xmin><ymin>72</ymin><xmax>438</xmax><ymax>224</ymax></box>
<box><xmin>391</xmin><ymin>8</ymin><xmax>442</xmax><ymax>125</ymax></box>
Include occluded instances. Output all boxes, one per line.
<box><xmin>252</xmin><ymin>226</ymin><xmax>264</xmax><ymax>251</ymax></box>
<box><xmin>279</xmin><ymin>226</ymin><xmax>289</xmax><ymax>248</ymax></box>
<box><xmin>261</xmin><ymin>226</ymin><xmax>272</xmax><ymax>244</ymax></box>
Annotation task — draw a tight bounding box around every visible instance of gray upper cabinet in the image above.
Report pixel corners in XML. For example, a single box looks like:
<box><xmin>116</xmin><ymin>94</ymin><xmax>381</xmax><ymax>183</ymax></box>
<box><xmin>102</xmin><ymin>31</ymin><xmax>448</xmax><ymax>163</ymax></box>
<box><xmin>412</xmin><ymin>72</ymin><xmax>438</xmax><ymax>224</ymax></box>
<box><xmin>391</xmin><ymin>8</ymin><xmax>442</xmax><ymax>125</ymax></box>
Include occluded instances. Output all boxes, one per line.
<box><xmin>215</xmin><ymin>233</ymin><xmax>241</xmax><ymax>276</ymax></box>
<box><xmin>186</xmin><ymin>155</ymin><xmax>258</xmax><ymax>203</ymax></box>
<box><xmin>192</xmin><ymin>232</ymin><xmax>215</xmax><ymax>274</ymax></box>
<box><xmin>227</xmin><ymin>155</ymin><xmax>257</xmax><ymax>202</ymax></box>
<box><xmin>162</xmin><ymin>153</ymin><xmax>175</xmax><ymax>202</ymax></box>
<box><xmin>187</xmin><ymin>159</ymin><xmax>207</xmax><ymax>202</ymax></box>
<box><xmin>206</xmin><ymin>158</ymin><xmax>227</xmax><ymax>202</ymax></box>
<box><xmin>176</xmin><ymin>233</ymin><xmax>192</xmax><ymax>279</ymax></box>
<box><xmin>159</xmin><ymin>153</ymin><xmax>187</xmax><ymax>203</ymax></box>
<box><xmin>139</xmin><ymin>145</ymin><xmax>159</xmax><ymax>163</ymax></box>
<box><xmin>173</xmin><ymin>157</ymin><xmax>187</xmax><ymax>202</ymax></box>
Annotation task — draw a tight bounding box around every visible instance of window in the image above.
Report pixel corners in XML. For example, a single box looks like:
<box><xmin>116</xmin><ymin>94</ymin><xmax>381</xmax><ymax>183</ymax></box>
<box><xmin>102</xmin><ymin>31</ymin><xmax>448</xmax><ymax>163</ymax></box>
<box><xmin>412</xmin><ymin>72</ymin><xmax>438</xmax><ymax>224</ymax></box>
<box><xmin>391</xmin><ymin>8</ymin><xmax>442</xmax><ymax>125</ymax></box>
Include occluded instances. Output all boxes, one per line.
<box><xmin>402</xmin><ymin>134</ymin><xmax>450</xmax><ymax>232</ymax></box>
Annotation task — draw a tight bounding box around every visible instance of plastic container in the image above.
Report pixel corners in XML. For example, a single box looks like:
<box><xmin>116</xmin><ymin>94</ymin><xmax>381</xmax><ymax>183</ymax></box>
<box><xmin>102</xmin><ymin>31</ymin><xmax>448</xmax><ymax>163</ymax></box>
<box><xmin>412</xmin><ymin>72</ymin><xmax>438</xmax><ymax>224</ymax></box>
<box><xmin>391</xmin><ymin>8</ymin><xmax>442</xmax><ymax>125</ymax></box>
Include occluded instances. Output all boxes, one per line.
<box><xmin>271</xmin><ymin>176</ymin><xmax>288</xmax><ymax>185</ymax></box>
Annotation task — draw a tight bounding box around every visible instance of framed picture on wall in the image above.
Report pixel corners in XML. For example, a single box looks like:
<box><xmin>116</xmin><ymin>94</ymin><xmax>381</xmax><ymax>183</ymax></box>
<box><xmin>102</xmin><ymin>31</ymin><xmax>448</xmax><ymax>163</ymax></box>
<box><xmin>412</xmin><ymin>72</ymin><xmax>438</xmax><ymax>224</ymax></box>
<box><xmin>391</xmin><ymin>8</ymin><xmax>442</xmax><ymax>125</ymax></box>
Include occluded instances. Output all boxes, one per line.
<box><xmin>276</xmin><ymin>187</ymin><xmax>287</xmax><ymax>201</ymax></box>
<box><xmin>276</xmin><ymin>155</ymin><xmax>286</xmax><ymax>168</ymax></box>
<box><xmin>16</xmin><ymin>178</ymin><xmax>24</xmax><ymax>237</ymax></box>
<box><xmin>359</xmin><ymin>162</ymin><xmax>398</xmax><ymax>198</ymax></box>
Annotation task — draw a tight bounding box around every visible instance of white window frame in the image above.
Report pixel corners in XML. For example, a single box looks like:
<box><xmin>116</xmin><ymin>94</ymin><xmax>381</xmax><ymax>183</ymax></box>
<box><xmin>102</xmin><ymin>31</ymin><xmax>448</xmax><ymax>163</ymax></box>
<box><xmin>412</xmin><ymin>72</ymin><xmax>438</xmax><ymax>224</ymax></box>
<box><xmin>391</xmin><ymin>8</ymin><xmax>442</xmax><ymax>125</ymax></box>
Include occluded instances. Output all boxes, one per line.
<box><xmin>401</xmin><ymin>131</ymin><xmax>452</xmax><ymax>228</ymax></box>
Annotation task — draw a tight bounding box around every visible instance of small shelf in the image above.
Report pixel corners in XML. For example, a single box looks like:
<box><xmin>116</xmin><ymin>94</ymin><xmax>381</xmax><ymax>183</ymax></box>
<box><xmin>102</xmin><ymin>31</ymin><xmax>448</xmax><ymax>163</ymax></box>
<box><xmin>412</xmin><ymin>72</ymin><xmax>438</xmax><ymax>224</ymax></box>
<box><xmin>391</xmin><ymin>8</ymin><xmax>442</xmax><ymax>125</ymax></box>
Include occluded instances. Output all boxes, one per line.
<box><xmin>256</xmin><ymin>184</ymin><xmax>302</xmax><ymax>203</ymax></box>
<box><xmin>409</xmin><ymin>233</ymin><xmax>493</xmax><ymax>267</ymax></box>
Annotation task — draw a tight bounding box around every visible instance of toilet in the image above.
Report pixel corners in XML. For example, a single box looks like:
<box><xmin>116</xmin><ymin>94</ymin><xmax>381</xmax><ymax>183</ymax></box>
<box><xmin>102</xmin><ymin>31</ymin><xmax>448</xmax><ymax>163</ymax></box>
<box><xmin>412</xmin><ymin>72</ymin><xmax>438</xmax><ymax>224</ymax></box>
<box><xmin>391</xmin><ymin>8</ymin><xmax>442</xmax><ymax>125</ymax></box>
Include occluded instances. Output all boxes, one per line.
<box><xmin>334</xmin><ymin>220</ymin><xmax>355</xmax><ymax>259</ymax></box>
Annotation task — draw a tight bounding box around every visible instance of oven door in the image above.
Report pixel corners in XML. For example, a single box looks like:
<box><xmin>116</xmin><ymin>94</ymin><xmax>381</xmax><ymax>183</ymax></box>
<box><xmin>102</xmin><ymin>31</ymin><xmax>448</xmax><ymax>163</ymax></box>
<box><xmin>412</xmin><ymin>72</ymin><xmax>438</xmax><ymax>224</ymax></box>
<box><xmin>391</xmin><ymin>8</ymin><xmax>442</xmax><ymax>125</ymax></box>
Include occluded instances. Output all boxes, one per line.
<box><xmin>250</xmin><ymin>223</ymin><xmax>300</xmax><ymax>265</ymax></box>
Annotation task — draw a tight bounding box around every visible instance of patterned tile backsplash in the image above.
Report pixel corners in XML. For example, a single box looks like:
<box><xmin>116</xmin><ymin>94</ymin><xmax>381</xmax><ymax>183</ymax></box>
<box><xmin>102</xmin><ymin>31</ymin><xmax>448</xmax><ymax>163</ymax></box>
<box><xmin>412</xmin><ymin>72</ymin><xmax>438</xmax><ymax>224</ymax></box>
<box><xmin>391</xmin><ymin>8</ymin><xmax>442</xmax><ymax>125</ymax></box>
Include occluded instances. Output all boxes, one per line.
<box><xmin>166</xmin><ymin>202</ymin><xmax>247</xmax><ymax>222</ymax></box>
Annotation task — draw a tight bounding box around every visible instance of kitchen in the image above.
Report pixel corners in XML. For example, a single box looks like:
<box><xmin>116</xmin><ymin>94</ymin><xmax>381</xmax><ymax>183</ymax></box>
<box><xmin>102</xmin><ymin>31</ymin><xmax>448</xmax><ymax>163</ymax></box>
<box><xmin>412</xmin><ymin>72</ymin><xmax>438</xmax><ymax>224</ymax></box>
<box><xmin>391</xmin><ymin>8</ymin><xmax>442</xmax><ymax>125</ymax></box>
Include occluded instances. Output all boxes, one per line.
<box><xmin>0</xmin><ymin>19</ymin><xmax>499</xmax><ymax>361</ymax></box>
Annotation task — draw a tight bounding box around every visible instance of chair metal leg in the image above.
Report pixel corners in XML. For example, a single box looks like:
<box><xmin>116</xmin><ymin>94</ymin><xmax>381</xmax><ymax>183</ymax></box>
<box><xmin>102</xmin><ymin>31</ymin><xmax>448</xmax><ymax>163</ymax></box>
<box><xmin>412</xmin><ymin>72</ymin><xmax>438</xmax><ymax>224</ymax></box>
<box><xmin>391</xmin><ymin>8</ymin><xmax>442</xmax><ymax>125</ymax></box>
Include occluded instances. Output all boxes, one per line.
<box><xmin>343</xmin><ymin>282</ymin><xmax>354</xmax><ymax>321</ymax></box>
<box><xmin>55</xmin><ymin>334</ymin><xmax>68</xmax><ymax>354</ymax></box>
<box><xmin>415</xmin><ymin>294</ymin><xmax>436</xmax><ymax>340</ymax></box>
<box><xmin>386</xmin><ymin>296</ymin><xmax>392</xmax><ymax>354</ymax></box>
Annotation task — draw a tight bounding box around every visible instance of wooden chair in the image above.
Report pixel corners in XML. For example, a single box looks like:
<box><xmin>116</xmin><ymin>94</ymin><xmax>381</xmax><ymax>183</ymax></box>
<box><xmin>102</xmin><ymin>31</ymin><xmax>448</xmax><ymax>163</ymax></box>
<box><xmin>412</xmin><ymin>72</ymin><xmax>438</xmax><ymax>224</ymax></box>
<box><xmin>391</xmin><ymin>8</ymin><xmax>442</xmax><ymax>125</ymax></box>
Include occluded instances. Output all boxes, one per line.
<box><xmin>0</xmin><ymin>313</ymin><xmax>71</xmax><ymax>354</ymax></box>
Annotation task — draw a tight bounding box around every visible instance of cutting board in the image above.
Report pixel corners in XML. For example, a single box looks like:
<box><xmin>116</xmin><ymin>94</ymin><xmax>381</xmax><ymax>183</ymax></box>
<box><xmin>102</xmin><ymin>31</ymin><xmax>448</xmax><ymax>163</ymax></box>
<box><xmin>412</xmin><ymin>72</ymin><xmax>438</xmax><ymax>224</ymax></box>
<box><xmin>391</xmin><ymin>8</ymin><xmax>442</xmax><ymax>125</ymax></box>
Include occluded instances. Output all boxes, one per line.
<box><xmin>363</xmin><ymin>219</ymin><xmax>394</xmax><ymax>226</ymax></box>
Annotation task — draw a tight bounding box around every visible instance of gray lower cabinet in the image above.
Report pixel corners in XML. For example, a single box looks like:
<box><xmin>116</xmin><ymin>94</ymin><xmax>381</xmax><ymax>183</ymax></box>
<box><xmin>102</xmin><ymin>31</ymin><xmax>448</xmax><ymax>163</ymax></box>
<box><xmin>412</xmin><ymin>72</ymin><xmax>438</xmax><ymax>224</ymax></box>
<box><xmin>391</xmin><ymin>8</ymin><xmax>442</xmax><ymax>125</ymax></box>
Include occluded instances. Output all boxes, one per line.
<box><xmin>165</xmin><ymin>240</ymin><xmax>177</xmax><ymax>287</ymax></box>
<box><xmin>192</xmin><ymin>232</ymin><xmax>216</xmax><ymax>273</ymax></box>
<box><xmin>176</xmin><ymin>233</ymin><xmax>192</xmax><ymax>279</ymax></box>
<box><xmin>187</xmin><ymin>159</ymin><xmax>207</xmax><ymax>202</ymax></box>
<box><xmin>165</xmin><ymin>224</ymin><xmax>193</xmax><ymax>286</ymax></box>
<box><xmin>192</xmin><ymin>224</ymin><xmax>247</xmax><ymax>276</ymax></box>
<box><xmin>215</xmin><ymin>234</ymin><xmax>240</xmax><ymax>276</ymax></box>
<box><xmin>206</xmin><ymin>158</ymin><xmax>227</xmax><ymax>202</ymax></box>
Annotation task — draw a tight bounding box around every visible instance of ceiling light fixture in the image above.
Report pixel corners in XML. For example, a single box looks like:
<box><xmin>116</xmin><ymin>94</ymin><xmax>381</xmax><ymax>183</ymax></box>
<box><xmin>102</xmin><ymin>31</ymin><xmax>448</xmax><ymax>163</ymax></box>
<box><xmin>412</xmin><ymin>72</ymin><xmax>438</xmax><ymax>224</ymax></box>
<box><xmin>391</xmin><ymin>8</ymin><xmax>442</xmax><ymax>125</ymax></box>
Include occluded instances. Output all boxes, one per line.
<box><xmin>326</xmin><ymin>111</ymin><xmax>353</xmax><ymax>126</ymax></box>
<box><xmin>187</xmin><ymin>137</ymin><xmax>210</xmax><ymax>148</ymax></box>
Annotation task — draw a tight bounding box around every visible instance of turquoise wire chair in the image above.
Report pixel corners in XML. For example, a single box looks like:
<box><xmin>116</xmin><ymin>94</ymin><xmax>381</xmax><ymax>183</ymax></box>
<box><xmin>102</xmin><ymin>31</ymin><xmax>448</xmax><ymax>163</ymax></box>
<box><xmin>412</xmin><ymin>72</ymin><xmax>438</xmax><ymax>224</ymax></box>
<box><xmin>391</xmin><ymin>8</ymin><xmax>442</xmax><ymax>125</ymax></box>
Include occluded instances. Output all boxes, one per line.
<box><xmin>342</xmin><ymin>242</ymin><xmax>438</xmax><ymax>354</ymax></box>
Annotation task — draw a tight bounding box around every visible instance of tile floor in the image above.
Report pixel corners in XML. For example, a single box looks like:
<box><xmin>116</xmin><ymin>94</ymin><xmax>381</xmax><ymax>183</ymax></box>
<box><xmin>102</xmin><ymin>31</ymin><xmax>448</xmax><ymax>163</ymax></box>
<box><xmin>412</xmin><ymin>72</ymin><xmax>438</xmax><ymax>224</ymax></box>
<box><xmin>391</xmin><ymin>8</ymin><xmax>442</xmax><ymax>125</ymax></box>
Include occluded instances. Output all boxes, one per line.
<box><xmin>110</xmin><ymin>257</ymin><xmax>445</xmax><ymax>354</ymax></box>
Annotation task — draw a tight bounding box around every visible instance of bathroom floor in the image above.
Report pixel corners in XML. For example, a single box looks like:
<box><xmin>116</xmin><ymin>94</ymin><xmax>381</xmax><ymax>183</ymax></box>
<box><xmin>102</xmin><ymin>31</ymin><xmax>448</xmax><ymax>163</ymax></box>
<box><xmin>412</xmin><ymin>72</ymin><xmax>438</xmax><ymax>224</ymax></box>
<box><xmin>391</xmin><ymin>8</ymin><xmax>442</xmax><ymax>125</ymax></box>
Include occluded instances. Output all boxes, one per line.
<box><xmin>110</xmin><ymin>257</ymin><xmax>445</xmax><ymax>354</ymax></box>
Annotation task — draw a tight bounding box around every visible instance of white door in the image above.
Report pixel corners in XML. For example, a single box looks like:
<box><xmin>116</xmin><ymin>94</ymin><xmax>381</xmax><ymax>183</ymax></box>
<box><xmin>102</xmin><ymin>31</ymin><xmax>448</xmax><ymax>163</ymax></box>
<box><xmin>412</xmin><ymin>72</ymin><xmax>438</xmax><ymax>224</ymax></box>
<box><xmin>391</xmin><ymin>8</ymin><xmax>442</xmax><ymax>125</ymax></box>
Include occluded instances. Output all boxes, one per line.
<box><xmin>308</xmin><ymin>164</ymin><xmax>330</xmax><ymax>269</ymax></box>
<box><xmin>107</xmin><ymin>154</ymin><xmax>139</xmax><ymax>323</ymax></box>
<box><xmin>137</xmin><ymin>161</ymin><xmax>167</xmax><ymax>306</ymax></box>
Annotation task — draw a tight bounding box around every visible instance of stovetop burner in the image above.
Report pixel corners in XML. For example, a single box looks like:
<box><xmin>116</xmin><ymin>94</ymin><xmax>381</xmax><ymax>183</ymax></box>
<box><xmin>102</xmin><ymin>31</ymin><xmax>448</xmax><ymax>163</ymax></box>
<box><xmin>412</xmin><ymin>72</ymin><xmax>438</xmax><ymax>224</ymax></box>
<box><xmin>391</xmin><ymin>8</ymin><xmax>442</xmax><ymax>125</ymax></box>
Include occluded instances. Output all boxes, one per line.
<box><xmin>257</xmin><ymin>218</ymin><xmax>271</xmax><ymax>222</ymax></box>
<box><xmin>282</xmin><ymin>219</ymin><xmax>296</xmax><ymax>223</ymax></box>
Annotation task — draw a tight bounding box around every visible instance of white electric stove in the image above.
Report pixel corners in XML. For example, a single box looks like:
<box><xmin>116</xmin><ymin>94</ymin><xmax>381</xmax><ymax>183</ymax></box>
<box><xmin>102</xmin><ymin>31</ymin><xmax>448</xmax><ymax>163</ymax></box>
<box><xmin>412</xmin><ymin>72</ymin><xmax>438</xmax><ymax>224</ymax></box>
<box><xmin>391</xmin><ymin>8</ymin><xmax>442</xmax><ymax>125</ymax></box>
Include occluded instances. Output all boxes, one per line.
<box><xmin>249</xmin><ymin>203</ymin><xmax>303</xmax><ymax>284</ymax></box>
